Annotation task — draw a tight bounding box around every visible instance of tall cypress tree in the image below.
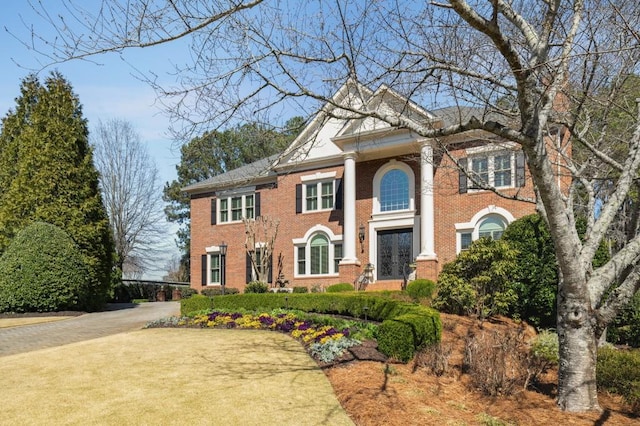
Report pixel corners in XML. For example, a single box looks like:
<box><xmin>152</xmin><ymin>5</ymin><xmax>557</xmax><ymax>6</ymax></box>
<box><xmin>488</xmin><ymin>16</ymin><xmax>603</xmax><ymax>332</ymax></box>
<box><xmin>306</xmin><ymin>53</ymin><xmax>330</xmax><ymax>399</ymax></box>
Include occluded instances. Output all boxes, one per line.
<box><xmin>0</xmin><ymin>73</ymin><xmax>114</xmax><ymax>310</ymax></box>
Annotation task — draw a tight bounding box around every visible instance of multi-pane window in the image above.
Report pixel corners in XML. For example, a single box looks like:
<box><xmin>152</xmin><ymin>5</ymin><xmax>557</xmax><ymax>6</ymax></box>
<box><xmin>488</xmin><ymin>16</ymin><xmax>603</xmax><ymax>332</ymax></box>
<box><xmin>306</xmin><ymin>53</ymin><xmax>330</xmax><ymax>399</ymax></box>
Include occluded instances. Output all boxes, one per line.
<box><xmin>380</xmin><ymin>169</ymin><xmax>409</xmax><ymax>212</ymax></box>
<box><xmin>297</xmin><ymin>246</ymin><xmax>306</xmax><ymax>275</ymax></box>
<box><xmin>296</xmin><ymin>233</ymin><xmax>341</xmax><ymax>276</ymax></box>
<box><xmin>231</xmin><ymin>196</ymin><xmax>243</xmax><ymax>221</ymax></box>
<box><xmin>333</xmin><ymin>244</ymin><xmax>342</xmax><ymax>273</ymax></box>
<box><xmin>478</xmin><ymin>216</ymin><xmax>506</xmax><ymax>240</ymax></box>
<box><xmin>310</xmin><ymin>234</ymin><xmax>329</xmax><ymax>274</ymax></box>
<box><xmin>471</xmin><ymin>157</ymin><xmax>489</xmax><ymax>185</ymax></box>
<box><xmin>305</xmin><ymin>181</ymin><xmax>334</xmax><ymax>212</ymax></box>
<box><xmin>459</xmin><ymin>215</ymin><xmax>507</xmax><ymax>252</ymax></box>
<box><xmin>219</xmin><ymin>194</ymin><xmax>255</xmax><ymax>223</ymax></box>
<box><xmin>469</xmin><ymin>152</ymin><xmax>514</xmax><ymax>188</ymax></box>
<box><xmin>321</xmin><ymin>182</ymin><xmax>334</xmax><ymax>209</ymax></box>
<box><xmin>306</xmin><ymin>183</ymin><xmax>318</xmax><ymax>211</ymax></box>
<box><xmin>493</xmin><ymin>154</ymin><xmax>512</xmax><ymax>187</ymax></box>
<box><xmin>209</xmin><ymin>254</ymin><xmax>221</xmax><ymax>284</ymax></box>
<box><xmin>219</xmin><ymin>199</ymin><xmax>228</xmax><ymax>223</ymax></box>
<box><xmin>460</xmin><ymin>233</ymin><xmax>473</xmax><ymax>251</ymax></box>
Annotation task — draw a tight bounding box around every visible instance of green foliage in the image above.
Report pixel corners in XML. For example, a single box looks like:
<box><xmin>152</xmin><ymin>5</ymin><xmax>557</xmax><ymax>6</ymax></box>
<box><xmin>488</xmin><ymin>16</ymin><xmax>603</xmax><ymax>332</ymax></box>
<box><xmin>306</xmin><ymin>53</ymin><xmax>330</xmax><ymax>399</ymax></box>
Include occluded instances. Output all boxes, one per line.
<box><xmin>501</xmin><ymin>214</ymin><xmax>558</xmax><ymax>328</ymax></box>
<box><xmin>179</xmin><ymin>287</ymin><xmax>198</xmax><ymax>299</ymax></box>
<box><xmin>0</xmin><ymin>222</ymin><xmax>90</xmax><ymax>312</ymax></box>
<box><xmin>433</xmin><ymin>238</ymin><xmax>518</xmax><ymax>319</ymax></box>
<box><xmin>162</xmin><ymin>118</ymin><xmax>304</xmax><ymax>277</ymax></box>
<box><xmin>244</xmin><ymin>281</ymin><xmax>269</xmax><ymax>293</ymax></box>
<box><xmin>180</xmin><ymin>295</ymin><xmax>215</xmax><ymax>316</ymax></box>
<box><xmin>308</xmin><ymin>338</ymin><xmax>361</xmax><ymax>363</ymax></box>
<box><xmin>292</xmin><ymin>286</ymin><xmax>308</xmax><ymax>293</ymax></box>
<box><xmin>406</xmin><ymin>279</ymin><xmax>436</xmax><ymax>302</ymax></box>
<box><xmin>501</xmin><ymin>214</ymin><xmax>610</xmax><ymax>329</ymax></box>
<box><xmin>597</xmin><ymin>347</ymin><xmax>640</xmax><ymax>411</ymax></box>
<box><xmin>201</xmin><ymin>287</ymin><xmax>240</xmax><ymax>297</ymax></box>
<box><xmin>0</xmin><ymin>74</ymin><xmax>113</xmax><ymax>310</ymax></box>
<box><xmin>608</xmin><ymin>291</ymin><xmax>640</xmax><ymax>347</ymax></box>
<box><xmin>531</xmin><ymin>330</ymin><xmax>559</xmax><ymax>365</ymax></box>
<box><xmin>179</xmin><ymin>292</ymin><xmax>441</xmax><ymax>361</ymax></box>
<box><xmin>377</xmin><ymin>319</ymin><xmax>416</xmax><ymax>362</ymax></box>
<box><xmin>326</xmin><ymin>283</ymin><xmax>354</xmax><ymax>293</ymax></box>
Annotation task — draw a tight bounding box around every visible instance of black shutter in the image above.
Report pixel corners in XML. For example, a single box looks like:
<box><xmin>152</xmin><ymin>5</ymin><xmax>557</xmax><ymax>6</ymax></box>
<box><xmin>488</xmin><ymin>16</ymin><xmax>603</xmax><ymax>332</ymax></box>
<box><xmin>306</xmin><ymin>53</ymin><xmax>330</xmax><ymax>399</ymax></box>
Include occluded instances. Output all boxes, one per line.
<box><xmin>255</xmin><ymin>192</ymin><xmax>261</xmax><ymax>218</ymax></box>
<box><xmin>246</xmin><ymin>252</ymin><xmax>253</xmax><ymax>283</ymax></box>
<box><xmin>267</xmin><ymin>254</ymin><xmax>273</xmax><ymax>284</ymax></box>
<box><xmin>458</xmin><ymin>157</ymin><xmax>468</xmax><ymax>194</ymax></box>
<box><xmin>334</xmin><ymin>178</ymin><xmax>343</xmax><ymax>210</ymax></box>
<box><xmin>201</xmin><ymin>255</ymin><xmax>207</xmax><ymax>286</ymax></box>
<box><xmin>295</xmin><ymin>184</ymin><xmax>302</xmax><ymax>214</ymax></box>
<box><xmin>516</xmin><ymin>151</ymin><xmax>526</xmax><ymax>187</ymax></box>
<box><xmin>210</xmin><ymin>198</ymin><xmax>217</xmax><ymax>225</ymax></box>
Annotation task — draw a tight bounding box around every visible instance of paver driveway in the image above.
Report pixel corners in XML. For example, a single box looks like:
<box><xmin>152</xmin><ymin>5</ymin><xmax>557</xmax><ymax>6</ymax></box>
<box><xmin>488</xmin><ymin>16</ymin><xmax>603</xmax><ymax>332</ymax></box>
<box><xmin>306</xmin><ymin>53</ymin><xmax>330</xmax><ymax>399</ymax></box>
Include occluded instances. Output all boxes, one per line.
<box><xmin>0</xmin><ymin>302</ymin><xmax>179</xmax><ymax>357</ymax></box>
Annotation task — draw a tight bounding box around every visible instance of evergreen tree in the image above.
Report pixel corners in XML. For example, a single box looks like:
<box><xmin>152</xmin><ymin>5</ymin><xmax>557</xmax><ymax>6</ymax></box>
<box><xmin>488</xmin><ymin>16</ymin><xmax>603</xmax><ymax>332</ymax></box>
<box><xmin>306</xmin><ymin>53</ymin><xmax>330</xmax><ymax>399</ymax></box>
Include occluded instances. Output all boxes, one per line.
<box><xmin>163</xmin><ymin>117</ymin><xmax>304</xmax><ymax>279</ymax></box>
<box><xmin>0</xmin><ymin>73</ymin><xmax>114</xmax><ymax>310</ymax></box>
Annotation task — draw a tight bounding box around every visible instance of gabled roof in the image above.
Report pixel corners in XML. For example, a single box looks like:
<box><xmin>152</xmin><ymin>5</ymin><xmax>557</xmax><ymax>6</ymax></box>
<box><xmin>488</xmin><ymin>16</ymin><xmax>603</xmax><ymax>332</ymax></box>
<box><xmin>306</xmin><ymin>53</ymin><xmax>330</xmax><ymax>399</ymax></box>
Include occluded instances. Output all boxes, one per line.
<box><xmin>183</xmin><ymin>83</ymin><xmax>512</xmax><ymax>195</ymax></box>
<box><xmin>182</xmin><ymin>154</ymin><xmax>279</xmax><ymax>194</ymax></box>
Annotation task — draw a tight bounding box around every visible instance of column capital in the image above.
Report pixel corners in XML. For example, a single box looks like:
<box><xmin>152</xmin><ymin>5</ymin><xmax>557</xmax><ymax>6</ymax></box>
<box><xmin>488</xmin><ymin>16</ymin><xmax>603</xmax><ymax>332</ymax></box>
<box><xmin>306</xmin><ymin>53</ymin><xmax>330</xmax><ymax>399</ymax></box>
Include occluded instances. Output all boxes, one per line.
<box><xmin>343</xmin><ymin>151</ymin><xmax>358</xmax><ymax>160</ymax></box>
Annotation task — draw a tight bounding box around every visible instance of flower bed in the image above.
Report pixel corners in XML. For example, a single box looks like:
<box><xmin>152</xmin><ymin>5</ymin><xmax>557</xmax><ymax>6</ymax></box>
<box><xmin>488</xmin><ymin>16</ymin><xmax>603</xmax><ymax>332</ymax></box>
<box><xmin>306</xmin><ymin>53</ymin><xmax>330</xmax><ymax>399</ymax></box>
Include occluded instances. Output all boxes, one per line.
<box><xmin>146</xmin><ymin>310</ymin><xmax>363</xmax><ymax>363</ymax></box>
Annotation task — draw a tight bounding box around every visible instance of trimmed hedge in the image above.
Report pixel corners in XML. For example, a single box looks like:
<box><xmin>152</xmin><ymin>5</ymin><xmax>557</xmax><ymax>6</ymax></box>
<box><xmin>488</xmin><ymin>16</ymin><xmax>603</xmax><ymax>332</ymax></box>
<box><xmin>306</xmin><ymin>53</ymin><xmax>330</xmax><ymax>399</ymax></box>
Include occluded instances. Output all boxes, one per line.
<box><xmin>201</xmin><ymin>287</ymin><xmax>240</xmax><ymax>297</ymax></box>
<box><xmin>180</xmin><ymin>295</ymin><xmax>215</xmax><ymax>315</ymax></box>
<box><xmin>180</xmin><ymin>293</ymin><xmax>441</xmax><ymax>361</ymax></box>
<box><xmin>406</xmin><ymin>279</ymin><xmax>436</xmax><ymax>301</ymax></box>
<box><xmin>326</xmin><ymin>282</ymin><xmax>354</xmax><ymax>293</ymax></box>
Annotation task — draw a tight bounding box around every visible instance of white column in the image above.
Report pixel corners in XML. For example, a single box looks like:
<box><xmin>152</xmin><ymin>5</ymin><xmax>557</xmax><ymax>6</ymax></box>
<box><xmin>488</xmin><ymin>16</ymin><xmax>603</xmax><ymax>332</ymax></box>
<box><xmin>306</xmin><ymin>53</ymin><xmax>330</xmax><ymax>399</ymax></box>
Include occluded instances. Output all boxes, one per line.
<box><xmin>418</xmin><ymin>142</ymin><xmax>436</xmax><ymax>259</ymax></box>
<box><xmin>341</xmin><ymin>152</ymin><xmax>359</xmax><ymax>264</ymax></box>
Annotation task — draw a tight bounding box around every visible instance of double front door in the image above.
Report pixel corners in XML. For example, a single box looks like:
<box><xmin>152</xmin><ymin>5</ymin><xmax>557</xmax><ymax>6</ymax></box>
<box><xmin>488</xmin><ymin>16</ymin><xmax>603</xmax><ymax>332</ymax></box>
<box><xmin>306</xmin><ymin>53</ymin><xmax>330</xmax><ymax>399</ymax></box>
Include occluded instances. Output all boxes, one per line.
<box><xmin>377</xmin><ymin>228</ymin><xmax>413</xmax><ymax>280</ymax></box>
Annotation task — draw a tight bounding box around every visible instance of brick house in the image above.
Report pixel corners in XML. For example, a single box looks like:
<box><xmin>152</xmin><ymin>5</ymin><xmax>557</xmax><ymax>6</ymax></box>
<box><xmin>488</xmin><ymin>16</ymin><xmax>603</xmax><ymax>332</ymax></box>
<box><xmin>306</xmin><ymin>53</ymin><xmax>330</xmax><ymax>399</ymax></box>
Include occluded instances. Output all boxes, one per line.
<box><xmin>184</xmin><ymin>82</ymin><xmax>539</xmax><ymax>292</ymax></box>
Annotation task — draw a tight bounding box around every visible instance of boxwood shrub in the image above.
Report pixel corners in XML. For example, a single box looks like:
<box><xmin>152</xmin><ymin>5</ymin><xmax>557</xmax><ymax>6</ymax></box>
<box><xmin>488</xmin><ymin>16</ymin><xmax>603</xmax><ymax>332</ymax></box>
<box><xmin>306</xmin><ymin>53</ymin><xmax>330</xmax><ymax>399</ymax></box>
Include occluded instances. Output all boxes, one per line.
<box><xmin>326</xmin><ymin>283</ymin><xmax>354</xmax><ymax>292</ymax></box>
<box><xmin>180</xmin><ymin>295</ymin><xmax>215</xmax><ymax>316</ymax></box>
<box><xmin>180</xmin><ymin>292</ymin><xmax>441</xmax><ymax>361</ymax></box>
<box><xmin>406</xmin><ymin>279</ymin><xmax>436</xmax><ymax>301</ymax></box>
<box><xmin>0</xmin><ymin>222</ymin><xmax>90</xmax><ymax>312</ymax></box>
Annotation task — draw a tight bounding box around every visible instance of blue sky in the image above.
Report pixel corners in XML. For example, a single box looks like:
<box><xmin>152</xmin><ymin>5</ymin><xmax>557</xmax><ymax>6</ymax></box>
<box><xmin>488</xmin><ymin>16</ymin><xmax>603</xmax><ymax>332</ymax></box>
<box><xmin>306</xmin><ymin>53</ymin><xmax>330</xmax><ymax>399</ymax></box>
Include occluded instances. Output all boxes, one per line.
<box><xmin>0</xmin><ymin>2</ymin><xmax>189</xmax><ymax>279</ymax></box>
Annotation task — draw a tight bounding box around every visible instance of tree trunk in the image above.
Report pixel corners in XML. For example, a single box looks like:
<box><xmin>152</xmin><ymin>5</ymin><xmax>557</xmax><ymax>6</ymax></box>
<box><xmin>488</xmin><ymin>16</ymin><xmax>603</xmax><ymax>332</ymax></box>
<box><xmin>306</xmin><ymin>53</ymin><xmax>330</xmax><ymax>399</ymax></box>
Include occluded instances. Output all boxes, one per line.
<box><xmin>556</xmin><ymin>293</ymin><xmax>601</xmax><ymax>412</ymax></box>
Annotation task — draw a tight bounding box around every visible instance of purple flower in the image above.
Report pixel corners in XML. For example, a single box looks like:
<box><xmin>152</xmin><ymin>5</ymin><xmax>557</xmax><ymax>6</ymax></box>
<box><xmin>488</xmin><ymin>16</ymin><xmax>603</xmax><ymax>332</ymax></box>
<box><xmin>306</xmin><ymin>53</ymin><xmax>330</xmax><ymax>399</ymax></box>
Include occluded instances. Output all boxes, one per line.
<box><xmin>259</xmin><ymin>316</ymin><xmax>274</xmax><ymax>326</ymax></box>
<box><xmin>230</xmin><ymin>313</ymin><xmax>243</xmax><ymax>320</ymax></box>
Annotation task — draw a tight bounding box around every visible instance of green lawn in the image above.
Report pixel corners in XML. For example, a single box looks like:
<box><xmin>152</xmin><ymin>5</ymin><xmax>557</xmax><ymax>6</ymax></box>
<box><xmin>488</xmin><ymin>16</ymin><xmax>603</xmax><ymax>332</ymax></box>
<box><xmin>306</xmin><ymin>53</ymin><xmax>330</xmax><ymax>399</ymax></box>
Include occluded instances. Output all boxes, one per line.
<box><xmin>1</xmin><ymin>328</ymin><xmax>354</xmax><ymax>425</ymax></box>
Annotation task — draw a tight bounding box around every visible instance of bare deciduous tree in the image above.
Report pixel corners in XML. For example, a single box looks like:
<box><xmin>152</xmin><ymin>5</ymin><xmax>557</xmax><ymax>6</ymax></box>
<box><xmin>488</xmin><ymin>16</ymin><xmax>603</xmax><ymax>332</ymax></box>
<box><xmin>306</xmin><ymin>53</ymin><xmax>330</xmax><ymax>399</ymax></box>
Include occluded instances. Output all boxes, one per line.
<box><xmin>27</xmin><ymin>0</ymin><xmax>640</xmax><ymax>413</ymax></box>
<box><xmin>92</xmin><ymin>119</ymin><xmax>165</xmax><ymax>279</ymax></box>
<box><xmin>243</xmin><ymin>216</ymin><xmax>279</xmax><ymax>285</ymax></box>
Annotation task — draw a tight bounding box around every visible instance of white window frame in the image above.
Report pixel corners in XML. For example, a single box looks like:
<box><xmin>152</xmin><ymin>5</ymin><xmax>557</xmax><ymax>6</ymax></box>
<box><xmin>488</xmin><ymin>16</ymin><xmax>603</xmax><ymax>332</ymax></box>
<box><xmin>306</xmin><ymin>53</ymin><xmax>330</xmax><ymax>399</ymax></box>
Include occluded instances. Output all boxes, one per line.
<box><xmin>372</xmin><ymin>160</ymin><xmax>415</xmax><ymax>217</ymax></box>
<box><xmin>302</xmin><ymin>180</ymin><xmax>336</xmax><ymax>213</ymax></box>
<box><xmin>293</xmin><ymin>225</ymin><xmax>343</xmax><ymax>277</ymax></box>
<box><xmin>466</xmin><ymin>145</ymin><xmax>517</xmax><ymax>190</ymax></box>
<box><xmin>454</xmin><ymin>206</ymin><xmax>515</xmax><ymax>254</ymax></box>
<box><xmin>218</xmin><ymin>193</ymin><xmax>255</xmax><ymax>224</ymax></box>
<box><xmin>204</xmin><ymin>245</ymin><xmax>224</xmax><ymax>286</ymax></box>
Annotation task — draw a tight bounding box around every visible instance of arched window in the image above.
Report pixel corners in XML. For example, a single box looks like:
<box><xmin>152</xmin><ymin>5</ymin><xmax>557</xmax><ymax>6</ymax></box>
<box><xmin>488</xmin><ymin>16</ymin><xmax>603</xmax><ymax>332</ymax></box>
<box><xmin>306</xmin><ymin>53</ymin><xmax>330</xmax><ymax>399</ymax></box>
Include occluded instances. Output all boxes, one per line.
<box><xmin>294</xmin><ymin>227</ymin><xmax>342</xmax><ymax>277</ymax></box>
<box><xmin>478</xmin><ymin>216</ymin><xmax>507</xmax><ymax>240</ymax></box>
<box><xmin>455</xmin><ymin>208</ymin><xmax>515</xmax><ymax>253</ymax></box>
<box><xmin>380</xmin><ymin>169</ymin><xmax>409</xmax><ymax>212</ymax></box>
<box><xmin>310</xmin><ymin>234</ymin><xmax>329</xmax><ymax>274</ymax></box>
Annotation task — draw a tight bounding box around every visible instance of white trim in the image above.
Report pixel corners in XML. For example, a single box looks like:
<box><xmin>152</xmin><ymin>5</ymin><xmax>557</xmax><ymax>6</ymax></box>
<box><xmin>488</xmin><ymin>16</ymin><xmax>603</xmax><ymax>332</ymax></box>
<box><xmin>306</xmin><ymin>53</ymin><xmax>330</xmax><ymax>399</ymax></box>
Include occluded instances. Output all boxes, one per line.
<box><xmin>217</xmin><ymin>193</ymin><xmax>255</xmax><ymax>224</ymax></box>
<box><xmin>301</xmin><ymin>179</ymin><xmax>337</xmax><ymax>213</ymax></box>
<box><xmin>300</xmin><ymin>170</ymin><xmax>337</xmax><ymax>182</ymax></box>
<box><xmin>367</xmin><ymin>215</ymin><xmax>420</xmax><ymax>283</ymax></box>
<box><xmin>293</xmin><ymin>226</ymin><xmax>343</xmax><ymax>278</ymax></box>
<box><xmin>455</xmin><ymin>206</ymin><xmax>515</xmax><ymax>253</ymax></box>
<box><xmin>465</xmin><ymin>141</ymin><xmax>517</xmax><ymax>155</ymax></box>
<box><xmin>216</xmin><ymin>186</ymin><xmax>256</xmax><ymax>197</ymax></box>
<box><xmin>372</xmin><ymin>160</ymin><xmax>416</xmax><ymax>216</ymax></box>
<box><xmin>466</xmin><ymin>149</ymin><xmax>516</xmax><ymax>190</ymax></box>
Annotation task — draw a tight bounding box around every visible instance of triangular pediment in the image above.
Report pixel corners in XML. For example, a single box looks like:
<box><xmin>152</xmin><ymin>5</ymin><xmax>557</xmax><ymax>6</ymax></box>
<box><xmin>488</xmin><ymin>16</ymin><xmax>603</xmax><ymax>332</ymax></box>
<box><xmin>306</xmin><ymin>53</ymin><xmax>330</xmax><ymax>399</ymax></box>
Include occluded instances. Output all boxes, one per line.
<box><xmin>277</xmin><ymin>82</ymin><xmax>435</xmax><ymax>168</ymax></box>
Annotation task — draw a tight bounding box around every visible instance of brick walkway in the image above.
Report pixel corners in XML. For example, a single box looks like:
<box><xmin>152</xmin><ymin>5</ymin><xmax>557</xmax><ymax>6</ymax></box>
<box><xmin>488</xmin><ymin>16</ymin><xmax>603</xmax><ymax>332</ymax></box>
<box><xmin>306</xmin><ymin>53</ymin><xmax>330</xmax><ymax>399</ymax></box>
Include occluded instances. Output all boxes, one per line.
<box><xmin>0</xmin><ymin>302</ymin><xmax>179</xmax><ymax>357</ymax></box>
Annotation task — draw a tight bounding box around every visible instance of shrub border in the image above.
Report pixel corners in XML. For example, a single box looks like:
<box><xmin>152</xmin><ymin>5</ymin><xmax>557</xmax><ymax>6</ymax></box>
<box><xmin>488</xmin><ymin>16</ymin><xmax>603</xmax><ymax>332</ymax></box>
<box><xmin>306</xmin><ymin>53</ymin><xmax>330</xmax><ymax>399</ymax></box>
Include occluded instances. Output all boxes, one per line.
<box><xmin>181</xmin><ymin>293</ymin><xmax>441</xmax><ymax>362</ymax></box>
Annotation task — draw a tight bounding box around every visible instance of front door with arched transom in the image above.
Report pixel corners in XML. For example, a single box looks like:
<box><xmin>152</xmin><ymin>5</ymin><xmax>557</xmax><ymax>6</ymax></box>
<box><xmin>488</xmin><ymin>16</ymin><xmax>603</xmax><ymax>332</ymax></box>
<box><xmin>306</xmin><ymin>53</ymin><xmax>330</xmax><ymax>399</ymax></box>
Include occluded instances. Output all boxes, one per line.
<box><xmin>377</xmin><ymin>228</ymin><xmax>413</xmax><ymax>280</ymax></box>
